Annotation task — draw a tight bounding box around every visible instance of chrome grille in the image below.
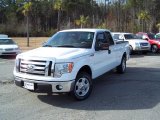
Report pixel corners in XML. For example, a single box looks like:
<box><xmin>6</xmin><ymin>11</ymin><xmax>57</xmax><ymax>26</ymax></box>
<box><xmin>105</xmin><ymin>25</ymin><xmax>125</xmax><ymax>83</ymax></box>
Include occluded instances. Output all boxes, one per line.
<box><xmin>5</xmin><ymin>48</ymin><xmax>14</xmax><ymax>51</ymax></box>
<box><xmin>140</xmin><ymin>43</ymin><xmax>148</xmax><ymax>46</ymax></box>
<box><xmin>20</xmin><ymin>59</ymin><xmax>52</xmax><ymax>76</ymax></box>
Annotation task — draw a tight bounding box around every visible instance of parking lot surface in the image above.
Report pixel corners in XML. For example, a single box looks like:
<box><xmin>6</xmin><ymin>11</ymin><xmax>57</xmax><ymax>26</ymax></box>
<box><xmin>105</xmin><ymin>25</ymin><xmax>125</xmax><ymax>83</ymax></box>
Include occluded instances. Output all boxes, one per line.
<box><xmin>0</xmin><ymin>54</ymin><xmax>160</xmax><ymax>120</ymax></box>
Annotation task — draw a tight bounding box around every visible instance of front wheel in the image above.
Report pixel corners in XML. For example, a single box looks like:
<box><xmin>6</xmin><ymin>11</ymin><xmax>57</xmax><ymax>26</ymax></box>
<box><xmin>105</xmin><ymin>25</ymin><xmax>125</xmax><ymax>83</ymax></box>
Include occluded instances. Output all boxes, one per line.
<box><xmin>116</xmin><ymin>56</ymin><xmax>126</xmax><ymax>74</ymax></box>
<box><xmin>72</xmin><ymin>72</ymin><xmax>92</xmax><ymax>100</ymax></box>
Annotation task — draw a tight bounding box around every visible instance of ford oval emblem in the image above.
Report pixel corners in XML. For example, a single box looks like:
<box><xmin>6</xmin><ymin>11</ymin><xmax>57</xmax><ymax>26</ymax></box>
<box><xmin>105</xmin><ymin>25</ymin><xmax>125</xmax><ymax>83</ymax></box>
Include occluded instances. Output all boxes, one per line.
<box><xmin>26</xmin><ymin>64</ymin><xmax>35</xmax><ymax>73</ymax></box>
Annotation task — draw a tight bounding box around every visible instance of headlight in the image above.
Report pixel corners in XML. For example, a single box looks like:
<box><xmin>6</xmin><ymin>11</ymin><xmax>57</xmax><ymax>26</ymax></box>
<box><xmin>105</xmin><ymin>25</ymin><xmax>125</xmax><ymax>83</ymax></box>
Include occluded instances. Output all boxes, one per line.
<box><xmin>135</xmin><ymin>43</ymin><xmax>140</xmax><ymax>47</ymax></box>
<box><xmin>15</xmin><ymin>58</ymin><xmax>21</xmax><ymax>72</ymax></box>
<box><xmin>15</xmin><ymin>47</ymin><xmax>19</xmax><ymax>50</ymax></box>
<box><xmin>54</xmin><ymin>63</ymin><xmax>74</xmax><ymax>78</ymax></box>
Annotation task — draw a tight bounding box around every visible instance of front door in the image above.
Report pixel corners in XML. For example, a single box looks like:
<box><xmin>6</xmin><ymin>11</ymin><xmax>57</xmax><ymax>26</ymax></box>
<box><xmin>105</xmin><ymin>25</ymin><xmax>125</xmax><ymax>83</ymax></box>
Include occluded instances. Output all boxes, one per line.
<box><xmin>92</xmin><ymin>31</ymin><xmax>115</xmax><ymax>78</ymax></box>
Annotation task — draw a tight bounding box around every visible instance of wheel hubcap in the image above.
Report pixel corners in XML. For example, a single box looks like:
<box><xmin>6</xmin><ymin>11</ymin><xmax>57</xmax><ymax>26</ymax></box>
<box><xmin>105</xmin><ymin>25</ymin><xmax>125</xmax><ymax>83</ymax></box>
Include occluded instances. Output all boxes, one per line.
<box><xmin>75</xmin><ymin>77</ymin><xmax>90</xmax><ymax>97</ymax></box>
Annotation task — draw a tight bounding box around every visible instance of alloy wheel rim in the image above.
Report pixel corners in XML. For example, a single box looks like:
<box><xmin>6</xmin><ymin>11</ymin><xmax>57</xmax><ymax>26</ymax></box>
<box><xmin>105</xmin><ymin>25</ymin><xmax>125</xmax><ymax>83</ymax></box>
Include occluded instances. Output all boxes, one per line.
<box><xmin>75</xmin><ymin>77</ymin><xmax>90</xmax><ymax>97</ymax></box>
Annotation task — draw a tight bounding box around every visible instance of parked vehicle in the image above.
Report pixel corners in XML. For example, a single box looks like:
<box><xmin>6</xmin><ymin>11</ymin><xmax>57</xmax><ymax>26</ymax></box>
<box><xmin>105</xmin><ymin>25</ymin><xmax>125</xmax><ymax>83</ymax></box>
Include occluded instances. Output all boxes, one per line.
<box><xmin>13</xmin><ymin>29</ymin><xmax>130</xmax><ymax>100</ymax></box>
<box><xmin>112</xmin><ymin>32</ymin><xmax>151</xmax><ymax>54</ymax></box>
<box><xmin>0</xmin><ymin>37</ymin><xmax>21</xmax><ymax>56</ymax></box>
<box><xmin>136</xmin><ymin>32</ymin><xmax>160</xmax><ymax>53</ymax></box>
<box><xmin>155</xmin><ymin>33</ymin><xmax>160</xmax><ymax>39</ymax></box>
<box><xmin>0</xmin><ymin>34</ymin><xmax>8</xmax><ymax>38</ymax></box>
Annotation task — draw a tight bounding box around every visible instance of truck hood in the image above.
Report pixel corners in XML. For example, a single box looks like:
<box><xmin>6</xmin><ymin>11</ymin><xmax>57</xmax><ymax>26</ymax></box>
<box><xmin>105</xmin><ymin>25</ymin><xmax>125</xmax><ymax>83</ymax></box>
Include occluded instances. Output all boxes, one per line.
<box><xmin>18</xmin><ymin>47</ymin><xmax>92</xmax><ymax>60</ymax></box>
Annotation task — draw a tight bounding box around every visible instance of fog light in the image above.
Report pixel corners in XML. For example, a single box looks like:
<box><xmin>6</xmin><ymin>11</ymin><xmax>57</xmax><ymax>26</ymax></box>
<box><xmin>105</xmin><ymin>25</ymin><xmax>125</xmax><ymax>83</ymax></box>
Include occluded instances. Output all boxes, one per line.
<box><xmin>56</xmin><ymin>85</ymin><xmax>63</xmax><ymax>90</ymax></box>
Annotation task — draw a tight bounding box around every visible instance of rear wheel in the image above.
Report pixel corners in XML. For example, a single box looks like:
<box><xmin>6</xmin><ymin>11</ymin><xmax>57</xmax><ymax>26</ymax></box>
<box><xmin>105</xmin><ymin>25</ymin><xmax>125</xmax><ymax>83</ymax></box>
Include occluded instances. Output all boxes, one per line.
<box><xmin>72</xmin><ymin>72</ymin><xmax>92</xmax><ymax>100</ymax></box>
<box><xmin>151</xmin><ymin>45</ymin><xmax>158</xmax><ymax>53</ymax></box>
<box><xmin>117</xmin><ymin>56</ymin><xmax>126</xmax><ymax>74</ymax></box>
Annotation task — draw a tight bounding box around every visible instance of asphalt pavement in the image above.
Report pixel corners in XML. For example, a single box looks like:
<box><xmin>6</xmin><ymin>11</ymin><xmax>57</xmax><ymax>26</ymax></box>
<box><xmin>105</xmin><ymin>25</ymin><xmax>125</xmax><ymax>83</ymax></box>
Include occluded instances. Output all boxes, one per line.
<box><xmin>0</xmin><ymin>53</ymin><xmax>160</xmax><ymax>120</ymax></box>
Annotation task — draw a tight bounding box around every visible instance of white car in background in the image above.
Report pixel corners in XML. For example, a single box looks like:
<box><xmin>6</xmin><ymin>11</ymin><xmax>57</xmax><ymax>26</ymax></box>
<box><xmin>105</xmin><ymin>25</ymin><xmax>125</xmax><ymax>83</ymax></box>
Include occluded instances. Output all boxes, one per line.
<box><xmin>0</xmin><ymin>35</ymin><xmax>20</xmax><ymax>56</ymax></box>
<box><xmin>112</xmin><ymin>32</ymin><xmax>151</xmax><ymax>54</ymax></box>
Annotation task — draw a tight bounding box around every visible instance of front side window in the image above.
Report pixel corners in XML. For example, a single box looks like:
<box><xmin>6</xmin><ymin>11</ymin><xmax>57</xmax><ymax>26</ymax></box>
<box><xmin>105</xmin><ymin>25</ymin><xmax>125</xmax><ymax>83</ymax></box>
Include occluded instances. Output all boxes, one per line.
<box><xmin>43</xmin><ymin>31</ymin><xmax>94</xmax><ymax>48</ymax></box>
<box><xmin>105</xmin><ymin>32</ymin><xmax>114</xmax><ymax>45</ymax></box>
<box><xmin>96</xmin><ymin>33</ymin><xmax>108</xmax><ymax>43</ymax></box>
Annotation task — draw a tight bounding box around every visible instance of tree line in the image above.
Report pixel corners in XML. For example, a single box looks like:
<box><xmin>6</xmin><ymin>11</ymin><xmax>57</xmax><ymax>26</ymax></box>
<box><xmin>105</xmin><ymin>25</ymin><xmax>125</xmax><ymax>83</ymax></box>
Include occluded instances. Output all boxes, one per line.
<box><xmin>0</xmin><ymin>0</ymin><xmax>160</xmax><ymax>37</ymax></box>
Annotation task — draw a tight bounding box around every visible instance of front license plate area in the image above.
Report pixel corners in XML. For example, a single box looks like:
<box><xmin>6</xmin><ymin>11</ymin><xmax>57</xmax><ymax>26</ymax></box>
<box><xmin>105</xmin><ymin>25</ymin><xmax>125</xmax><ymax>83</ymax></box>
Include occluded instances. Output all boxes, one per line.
<box><xmin>24</xmin><ymin>82</ymin><xmax>34</xmax><ymax>90</ymax></box>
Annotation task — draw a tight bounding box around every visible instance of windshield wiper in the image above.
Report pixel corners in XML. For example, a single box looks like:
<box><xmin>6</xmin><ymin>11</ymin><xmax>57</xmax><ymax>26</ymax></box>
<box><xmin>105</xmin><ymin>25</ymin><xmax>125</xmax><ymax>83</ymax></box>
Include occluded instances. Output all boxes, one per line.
<box><xmin>57</xmin><ymin>45</ymin><xmax>76</xmax><ymax>48</ymax></box>
<box><xmin>43</xmin><ymin>44</ymin><xmax>53</xmax><ymax>47</ymax></box>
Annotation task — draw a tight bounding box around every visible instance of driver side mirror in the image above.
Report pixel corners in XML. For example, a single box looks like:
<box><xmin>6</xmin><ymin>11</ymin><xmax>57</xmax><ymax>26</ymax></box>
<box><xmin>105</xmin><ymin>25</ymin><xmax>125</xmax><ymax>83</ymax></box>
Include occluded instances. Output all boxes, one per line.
<box><xmin>142</xmin><ymin>35</ymin><xmax>148</xmax><ymax>40</ymax></box>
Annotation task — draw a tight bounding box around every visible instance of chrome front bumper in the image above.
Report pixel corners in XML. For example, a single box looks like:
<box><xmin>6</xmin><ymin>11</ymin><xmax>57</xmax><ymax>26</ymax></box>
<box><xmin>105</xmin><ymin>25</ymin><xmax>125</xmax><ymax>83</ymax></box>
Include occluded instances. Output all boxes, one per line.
<box><xmin>15</xmin><ymin>76</ymin><xmax>75</xmax><ymax>93</ymax></box>
<box><xmin>135</xmin><ymin>47</ymin><xmax>150</xmax><ymax>51</ymax></box>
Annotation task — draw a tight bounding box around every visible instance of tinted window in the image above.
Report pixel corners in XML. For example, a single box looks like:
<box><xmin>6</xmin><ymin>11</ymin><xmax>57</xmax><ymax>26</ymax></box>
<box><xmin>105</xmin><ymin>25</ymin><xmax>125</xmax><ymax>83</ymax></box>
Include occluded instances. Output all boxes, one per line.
<box><xmin>96</xmin><ymin>33</ymin><xmax>108</xmax><ymax>43</ymax></box>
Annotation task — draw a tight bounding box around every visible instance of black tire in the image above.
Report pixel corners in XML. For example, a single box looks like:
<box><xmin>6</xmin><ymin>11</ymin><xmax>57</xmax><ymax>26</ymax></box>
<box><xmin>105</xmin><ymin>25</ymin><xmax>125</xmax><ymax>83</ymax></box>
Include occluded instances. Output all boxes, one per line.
<box><xmin>129</xmin><ymin>45</ymin><xmax>133</xmax><ymax>54</ymax></box>
<box><xmin>151</xmin><ymin>45</ymin><xmax>158</xmax><ymax>53</ymax></box>
<box><xmin>72</xmin><ymin>72</ymin><xmax>92</xmax><ymax>100</ymax></box>
<box><xmin>142</xmin><ymin>51</ymin><xmax>148</xmax><ymax>54</ymax></box>
<box><xmin>116</xmin><ymin>56</ymin><xmax>126</xmax><ymax>74</ymax></box>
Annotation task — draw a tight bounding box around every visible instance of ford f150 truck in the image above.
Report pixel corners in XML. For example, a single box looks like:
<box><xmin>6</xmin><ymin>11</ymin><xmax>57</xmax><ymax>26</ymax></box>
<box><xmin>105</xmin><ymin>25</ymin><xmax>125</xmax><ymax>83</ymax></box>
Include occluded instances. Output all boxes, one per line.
<box><xmin>13</xmin><ymin>29</ymin><xmax>130</xmax><ymax>100</ymax></box>
<box><xmin>112</xmin><ymin>32</ymin><xmax>151</xmax><ymax>54</ymax></box>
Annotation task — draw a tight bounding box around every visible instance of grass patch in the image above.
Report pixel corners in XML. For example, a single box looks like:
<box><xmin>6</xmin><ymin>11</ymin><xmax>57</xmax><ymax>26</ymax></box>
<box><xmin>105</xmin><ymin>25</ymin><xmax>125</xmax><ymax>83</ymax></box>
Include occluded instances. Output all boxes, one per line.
<box><xmin>12</xmin><ymin>37</ymin><xmax>49</xmax><ymax>52</ymax></box>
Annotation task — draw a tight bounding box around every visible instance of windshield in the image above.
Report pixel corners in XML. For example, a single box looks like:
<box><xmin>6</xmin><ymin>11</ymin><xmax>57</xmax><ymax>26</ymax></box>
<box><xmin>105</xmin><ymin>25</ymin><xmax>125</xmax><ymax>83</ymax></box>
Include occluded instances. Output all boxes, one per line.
<box><xmin>43</xmin><ymin>31</ymin><xmax>94</xmax><ymax>48</ymax></box>
<box><xmin>156</xmin><ymin>33</ymin><xmax>160</xmax><ymax>39</ymax></box>
<box><xmin>124</xmin><ymin>34</ymin><xmax>139</xmax><ymax>40</ymax></box>
<box><xmin>0</xmin><ymin>39</ymin><xmax>15</xmax><ymax>45</ymax></box>
<box><xmin>148</xmin><ymin>33</ymin><xmax>156</xmax><ymax>39</ymax></box>
<box><xmin>112</xmin><ymin>34</ymin><xmax>119</xmax><ymax>40</ymax></box>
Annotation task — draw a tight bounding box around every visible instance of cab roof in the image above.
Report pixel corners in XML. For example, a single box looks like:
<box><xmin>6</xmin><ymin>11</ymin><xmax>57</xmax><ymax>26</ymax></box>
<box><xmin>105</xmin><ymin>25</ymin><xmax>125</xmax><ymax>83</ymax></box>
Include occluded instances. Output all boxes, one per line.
<box><xmin>59</xmin><ymin>28</ymin><xmax>110</xmax><ymax>33</ymax></box>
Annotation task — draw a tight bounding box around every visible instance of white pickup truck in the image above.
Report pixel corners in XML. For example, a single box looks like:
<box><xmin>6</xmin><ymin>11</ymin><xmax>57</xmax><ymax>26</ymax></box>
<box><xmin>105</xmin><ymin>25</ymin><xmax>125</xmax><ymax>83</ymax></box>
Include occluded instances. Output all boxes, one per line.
<box><xmin>13</xmin><ymin>29</ymin><xmax>130</xmax><ymax>100</ymax></box>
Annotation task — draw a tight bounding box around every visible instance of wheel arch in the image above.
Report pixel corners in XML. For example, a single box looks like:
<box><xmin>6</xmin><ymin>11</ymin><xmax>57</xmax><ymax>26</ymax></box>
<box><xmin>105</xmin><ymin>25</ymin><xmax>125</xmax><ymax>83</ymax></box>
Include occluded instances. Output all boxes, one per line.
<box><xmin>76</xmin><ymin>65</ymin><xmax>92</xmax><ymax>79</ymax></box>
<box><xmin>122</xmin><ymin>52</ymin><xmax>127</xmax><ymax>59</ymax></box>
